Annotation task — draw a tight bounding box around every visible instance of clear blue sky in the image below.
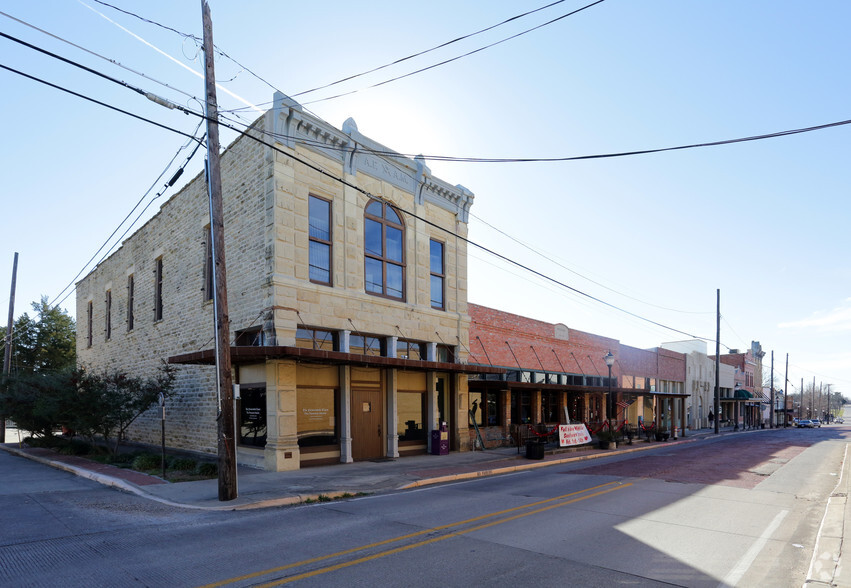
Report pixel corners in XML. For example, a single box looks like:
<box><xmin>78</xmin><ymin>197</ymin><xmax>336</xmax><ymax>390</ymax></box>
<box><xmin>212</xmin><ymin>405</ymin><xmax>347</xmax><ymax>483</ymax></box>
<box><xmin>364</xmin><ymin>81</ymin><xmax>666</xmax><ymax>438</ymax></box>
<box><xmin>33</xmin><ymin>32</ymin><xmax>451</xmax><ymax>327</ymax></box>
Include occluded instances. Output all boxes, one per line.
<box><xmin>1</xmin><ymin>1</ymin><xmax>849</xmax><ymax>396</ymax></box>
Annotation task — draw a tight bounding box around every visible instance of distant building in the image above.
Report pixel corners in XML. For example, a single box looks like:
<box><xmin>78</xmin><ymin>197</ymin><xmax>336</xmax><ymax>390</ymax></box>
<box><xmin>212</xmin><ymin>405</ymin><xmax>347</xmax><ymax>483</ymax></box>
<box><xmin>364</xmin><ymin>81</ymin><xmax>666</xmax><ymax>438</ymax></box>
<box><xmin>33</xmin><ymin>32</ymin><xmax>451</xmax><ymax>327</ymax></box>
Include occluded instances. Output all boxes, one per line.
<box><xmin>467</xmin><ymin>305</ymin><xmax>687</xmax><ymax>445</ymax></box>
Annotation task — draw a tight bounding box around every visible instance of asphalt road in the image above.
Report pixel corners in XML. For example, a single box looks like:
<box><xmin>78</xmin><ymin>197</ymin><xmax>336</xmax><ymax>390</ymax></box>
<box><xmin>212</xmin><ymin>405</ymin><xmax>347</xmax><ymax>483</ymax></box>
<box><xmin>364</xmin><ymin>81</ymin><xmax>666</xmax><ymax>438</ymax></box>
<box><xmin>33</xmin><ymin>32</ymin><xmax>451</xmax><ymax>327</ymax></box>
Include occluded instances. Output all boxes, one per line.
<box><xmin>1</xmin><ymin>426</ymin><xmax>847</xmax><ymax>587</ymax></box>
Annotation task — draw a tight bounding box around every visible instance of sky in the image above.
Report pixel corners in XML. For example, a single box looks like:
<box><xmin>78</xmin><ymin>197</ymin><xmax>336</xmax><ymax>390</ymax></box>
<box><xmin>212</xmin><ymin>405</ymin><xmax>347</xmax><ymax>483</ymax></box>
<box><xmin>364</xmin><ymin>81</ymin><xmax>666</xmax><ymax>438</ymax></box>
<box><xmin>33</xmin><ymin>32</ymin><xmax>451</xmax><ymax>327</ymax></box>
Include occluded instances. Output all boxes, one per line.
<box><xmin>1</xmin><ymin>1</ymin><xmax>849</xmax><ymax>396</ymax></box>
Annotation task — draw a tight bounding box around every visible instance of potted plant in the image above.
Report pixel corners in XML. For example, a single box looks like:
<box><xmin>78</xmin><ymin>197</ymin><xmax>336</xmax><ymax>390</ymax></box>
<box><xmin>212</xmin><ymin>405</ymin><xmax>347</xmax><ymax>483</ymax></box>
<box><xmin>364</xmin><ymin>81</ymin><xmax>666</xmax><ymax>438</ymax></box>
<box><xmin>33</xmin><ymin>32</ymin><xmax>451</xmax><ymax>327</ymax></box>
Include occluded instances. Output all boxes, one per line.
<box><xmin>597</xmin><ymin>429</ymin><xmax>617</xmax><ymax>449</ymax></box>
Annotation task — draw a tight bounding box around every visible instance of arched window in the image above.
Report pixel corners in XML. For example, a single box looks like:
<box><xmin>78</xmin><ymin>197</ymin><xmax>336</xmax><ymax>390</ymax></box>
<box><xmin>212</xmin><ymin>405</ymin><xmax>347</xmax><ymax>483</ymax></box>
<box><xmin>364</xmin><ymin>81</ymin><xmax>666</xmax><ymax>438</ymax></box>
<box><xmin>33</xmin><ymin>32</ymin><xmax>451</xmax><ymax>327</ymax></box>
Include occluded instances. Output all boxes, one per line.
<box><xmin>364</xmin><ymin>199</ymin><xmax>405</xmax><ymax>300</ymax></box>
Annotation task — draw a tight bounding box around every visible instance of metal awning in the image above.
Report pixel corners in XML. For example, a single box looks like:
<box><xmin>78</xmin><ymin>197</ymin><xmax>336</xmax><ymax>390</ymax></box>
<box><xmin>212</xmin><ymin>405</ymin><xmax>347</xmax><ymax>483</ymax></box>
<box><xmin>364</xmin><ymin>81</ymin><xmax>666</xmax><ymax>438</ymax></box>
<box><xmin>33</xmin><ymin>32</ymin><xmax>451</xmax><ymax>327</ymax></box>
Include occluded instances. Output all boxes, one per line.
<box><xmin>168</xmin><ymin>345</ymin><xmax>505</xmax><ymax>376</ymax></box>
<box><xmin>467</xmin><ymin>378</ymin><xmax>687</xmax><ymax>398</ymax></box>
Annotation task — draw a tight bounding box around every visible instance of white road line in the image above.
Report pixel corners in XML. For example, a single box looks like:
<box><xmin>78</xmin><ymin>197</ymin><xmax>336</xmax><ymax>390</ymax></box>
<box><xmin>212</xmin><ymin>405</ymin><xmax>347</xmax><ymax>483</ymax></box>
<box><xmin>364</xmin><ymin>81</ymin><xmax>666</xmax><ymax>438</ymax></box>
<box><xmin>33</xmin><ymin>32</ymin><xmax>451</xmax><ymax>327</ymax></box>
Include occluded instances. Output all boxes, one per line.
<box><xmin>719</xmin><ymin>509</ymin><xmax>789</xmax><ymax>588</ymax></box>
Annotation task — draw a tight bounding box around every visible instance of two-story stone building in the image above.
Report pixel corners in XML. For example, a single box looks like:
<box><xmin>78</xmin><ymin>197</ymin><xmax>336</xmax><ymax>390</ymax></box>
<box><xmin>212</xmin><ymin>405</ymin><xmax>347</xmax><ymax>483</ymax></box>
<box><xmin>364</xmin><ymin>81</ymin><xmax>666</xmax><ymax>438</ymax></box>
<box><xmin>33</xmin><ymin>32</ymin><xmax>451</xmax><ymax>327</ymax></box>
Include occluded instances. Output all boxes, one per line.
<box><xmin>76</xmin><ymin>92</ymin><xmax>500</xmax><ymax>471</ymax></box>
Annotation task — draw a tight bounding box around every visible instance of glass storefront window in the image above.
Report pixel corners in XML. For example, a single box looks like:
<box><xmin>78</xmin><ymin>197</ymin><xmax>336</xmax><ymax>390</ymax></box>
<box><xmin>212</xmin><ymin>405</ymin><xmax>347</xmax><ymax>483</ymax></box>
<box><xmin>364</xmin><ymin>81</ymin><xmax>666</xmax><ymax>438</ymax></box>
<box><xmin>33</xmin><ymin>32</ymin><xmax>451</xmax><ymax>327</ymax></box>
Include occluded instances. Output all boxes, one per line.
<box><xmin>238</xmin><ymin>386</ymin><xmax>267</xmax><ymax>447</ymax></box>
<box><xmin>398</xmin><ymin>391</ymin><xmax>426</xmax><ymax>442</ymax></box>
<box><xmin>297</xmin><ymin>388</ymin><xmax>337</xmax><ymax>447</ymax></box>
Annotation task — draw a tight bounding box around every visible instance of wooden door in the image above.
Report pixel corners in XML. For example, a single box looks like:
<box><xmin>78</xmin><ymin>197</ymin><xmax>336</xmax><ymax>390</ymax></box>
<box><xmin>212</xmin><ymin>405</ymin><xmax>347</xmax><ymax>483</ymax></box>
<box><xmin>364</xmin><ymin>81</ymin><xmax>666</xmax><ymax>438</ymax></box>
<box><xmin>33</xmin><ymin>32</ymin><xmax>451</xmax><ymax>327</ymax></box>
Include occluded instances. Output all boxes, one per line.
<box><xmin>351</xmin><ymin>388</ymin><xmax>383</xmax><ymax>460</ymax></box>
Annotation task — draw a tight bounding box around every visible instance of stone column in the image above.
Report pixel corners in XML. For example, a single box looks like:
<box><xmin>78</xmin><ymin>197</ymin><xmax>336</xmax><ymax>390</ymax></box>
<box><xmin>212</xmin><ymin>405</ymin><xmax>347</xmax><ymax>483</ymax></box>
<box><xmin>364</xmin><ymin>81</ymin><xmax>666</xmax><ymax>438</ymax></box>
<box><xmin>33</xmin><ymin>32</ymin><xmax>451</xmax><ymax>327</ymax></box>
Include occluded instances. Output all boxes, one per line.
<box><xmin>339</xmin><ymin>364</ymin><xmax>352</xmax><ymax>463</ymax></box>
<box><xmin>263</xmin><ymin>359</ymin><xmax>300</xmax><ymax>471</ymax></box>
<box><xmin>386</xmin><ymin>368</ymin><xmax>399</xmax><ymax>458</ymax></box>
<box><xmin>426</xmin><ymin>371</ymin><xmax>437</xmax><ymax>453</ymax></box>
<box><xmin>455</xmin><ymin>373</ymin><xmax>469</xmax><ymax>452</ymax></box>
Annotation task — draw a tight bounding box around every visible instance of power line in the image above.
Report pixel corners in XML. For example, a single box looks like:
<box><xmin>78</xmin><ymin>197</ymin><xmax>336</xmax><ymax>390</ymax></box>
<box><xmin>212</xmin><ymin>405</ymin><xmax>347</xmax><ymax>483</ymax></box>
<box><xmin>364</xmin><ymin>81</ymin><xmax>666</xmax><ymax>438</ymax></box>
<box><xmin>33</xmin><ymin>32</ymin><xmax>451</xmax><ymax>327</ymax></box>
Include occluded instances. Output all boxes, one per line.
<box><xmin>288</xmin><ymin>0</ymin><xmax>577</xmax><ymax>100</ymax></box>
<box><xmin>299</xmin><ymin>0</ymin><xmax>607</xmax><ymax>105</ymax></box>
<box><xmin>2</xmin><ymin>53</ymin><xmax>716</xmax><ymax>346</ymax></box>
<box><xmin>49</xmin><ymin>131</ymin><xmax>206</xmax><ymax>311</ymax></box>
<box><xmin>0</xmin><ymin>62</ymin><xmax>198</xmax><ymax>141</ymax></box>
<box><xmin>468</xmin><ymin>209</ymin><xmax>713</xmax><ymax>315</ymax></box>
<box><xmin>0</xmin><ymin>10</ymin><xmax>199</xmax><ymax>103</ymax></box>
<box><xmin>10</xmin><ymin>28</ymin><xmax>851</xmax><ymax>171</ymax></box>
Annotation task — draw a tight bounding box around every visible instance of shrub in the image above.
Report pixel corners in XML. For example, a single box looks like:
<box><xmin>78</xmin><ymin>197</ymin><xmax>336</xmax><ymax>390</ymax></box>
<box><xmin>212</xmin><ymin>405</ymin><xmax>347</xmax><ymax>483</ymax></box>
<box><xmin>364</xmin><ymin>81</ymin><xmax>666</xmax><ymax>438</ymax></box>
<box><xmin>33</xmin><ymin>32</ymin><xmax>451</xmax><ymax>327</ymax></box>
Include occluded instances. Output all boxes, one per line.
<box><xmin>197</xmin><ymin>462</ymin><xmax>218</xmax><ymax>477</ymax></box>
<box><xmin>169</xmin><ymin>457</ymin><xmax>196</xmax><ymax>472</ymax></box>
<box><xmin>131</xmin><ymin>453</ymin><xmax>162</xmax><ymax>471</ymax></box>
<box><xmin>57</xmin><ymin>439</ymin><xmax>92</xmax><ymax>456</ymax></box>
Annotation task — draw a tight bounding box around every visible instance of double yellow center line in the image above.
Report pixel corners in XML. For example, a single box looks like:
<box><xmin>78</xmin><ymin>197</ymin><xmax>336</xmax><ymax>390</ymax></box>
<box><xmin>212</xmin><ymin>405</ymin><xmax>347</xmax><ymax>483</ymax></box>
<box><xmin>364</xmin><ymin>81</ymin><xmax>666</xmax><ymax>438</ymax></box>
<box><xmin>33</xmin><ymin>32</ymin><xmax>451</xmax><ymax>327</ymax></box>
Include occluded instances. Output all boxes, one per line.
<box><xmin>202</xmin><ymin>480</ymin><xmax>631</xmax><ymax>587</ymax></box>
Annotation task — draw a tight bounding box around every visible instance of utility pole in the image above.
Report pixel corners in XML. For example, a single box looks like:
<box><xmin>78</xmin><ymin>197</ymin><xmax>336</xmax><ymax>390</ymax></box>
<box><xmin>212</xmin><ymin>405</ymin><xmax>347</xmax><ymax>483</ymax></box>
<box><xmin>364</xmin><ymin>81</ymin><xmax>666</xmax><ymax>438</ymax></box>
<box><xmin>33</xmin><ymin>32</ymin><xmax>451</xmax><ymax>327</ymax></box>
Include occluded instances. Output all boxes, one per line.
<box><xmin>812</xmin><ymin>377</ymin><xmax>816</xmax><ymax>419</ymax></box>
<box><xmin>799</xmin><ymin>378</ymin><xmax>803</xmax><ymax>419</ymax></box>
<box><xmin>826</xmin><ymin>384</ymin><xmax>832</xmax><ymax>422</ymax></box>
<box><xmin>1</xmin><ymin>252</ymin><xmax>18</xmax><ymax>443</ymax></box>
<box><xmin>783</xmin><ymin>353</ymin><xmax>789</xmax><ymax>427</ymax></box>
<box><xmin>202</xmin><ymin>0</ymin><xmax>237</xmax><ymax>501</ymax></box>
<box><xmin>714</xmin><ymin>289</ymin><xmax>720</xmax><ymax>435</ymax></box>
<box><xmin>770</xmin><ymin>350</ymin><xmax>774</xmax><ymax>429</ymax></box>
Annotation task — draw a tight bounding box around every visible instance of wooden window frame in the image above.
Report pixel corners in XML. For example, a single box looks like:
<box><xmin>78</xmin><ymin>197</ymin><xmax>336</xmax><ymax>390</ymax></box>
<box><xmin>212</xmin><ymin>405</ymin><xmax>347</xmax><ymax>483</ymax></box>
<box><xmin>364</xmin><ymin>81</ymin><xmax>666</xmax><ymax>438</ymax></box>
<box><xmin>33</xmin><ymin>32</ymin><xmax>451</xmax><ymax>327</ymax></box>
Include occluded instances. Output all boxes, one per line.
<box><xmin>364</xmin><ymin>199</ymin><xmax>406</xmax><ymax>301</ymax></box>
<box><xmin>429</xmin><ymin>238</ymin><xmax>445</xmax><ymax>310</ymax></box>
<box><xmin>308</xmin><ymin>195</ymin><xmax>333</xmax><ymax>286</ymax></box>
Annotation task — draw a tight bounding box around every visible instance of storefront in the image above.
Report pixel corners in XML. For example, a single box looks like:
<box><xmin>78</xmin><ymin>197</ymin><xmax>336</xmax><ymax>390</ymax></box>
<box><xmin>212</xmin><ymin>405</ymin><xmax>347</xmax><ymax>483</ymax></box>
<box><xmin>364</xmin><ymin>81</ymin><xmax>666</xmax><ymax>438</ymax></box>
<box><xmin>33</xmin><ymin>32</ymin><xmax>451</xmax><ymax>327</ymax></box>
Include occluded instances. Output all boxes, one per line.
<box><xmin>170</xmin><ymin>345</ymin><xmax>503</xmax><ymax>470</ymax></box>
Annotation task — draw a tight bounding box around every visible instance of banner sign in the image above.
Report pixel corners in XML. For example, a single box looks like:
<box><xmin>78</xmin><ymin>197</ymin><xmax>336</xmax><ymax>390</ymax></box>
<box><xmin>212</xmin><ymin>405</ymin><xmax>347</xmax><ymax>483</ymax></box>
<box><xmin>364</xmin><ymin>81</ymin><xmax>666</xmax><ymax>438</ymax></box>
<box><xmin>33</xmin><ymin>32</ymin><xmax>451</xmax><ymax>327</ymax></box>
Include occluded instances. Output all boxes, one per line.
<box><xmin>559</xmin><ymin>424</ymin><xmax>592</xmax><ymax>447</ymax></box>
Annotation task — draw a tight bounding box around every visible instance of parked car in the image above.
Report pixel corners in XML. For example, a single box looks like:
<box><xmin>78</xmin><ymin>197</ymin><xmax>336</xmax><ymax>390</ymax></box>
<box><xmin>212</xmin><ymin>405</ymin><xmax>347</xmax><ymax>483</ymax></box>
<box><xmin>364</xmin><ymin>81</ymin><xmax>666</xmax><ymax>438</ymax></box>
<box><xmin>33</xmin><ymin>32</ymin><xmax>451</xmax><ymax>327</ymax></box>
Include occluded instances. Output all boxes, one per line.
<box><xmin>797</xmin><ymin>419</ymin><xmax>814</xmax><ymax>428</ymax></box>
<box><xmin>811</xmin><ymin>419</ymin><xmax>821</xmax><ymax>427</ymax></box>
<box><xmin>836</xmin><ymin>418</ymin><xmax>844</xmax><ymax>424</ymax></box>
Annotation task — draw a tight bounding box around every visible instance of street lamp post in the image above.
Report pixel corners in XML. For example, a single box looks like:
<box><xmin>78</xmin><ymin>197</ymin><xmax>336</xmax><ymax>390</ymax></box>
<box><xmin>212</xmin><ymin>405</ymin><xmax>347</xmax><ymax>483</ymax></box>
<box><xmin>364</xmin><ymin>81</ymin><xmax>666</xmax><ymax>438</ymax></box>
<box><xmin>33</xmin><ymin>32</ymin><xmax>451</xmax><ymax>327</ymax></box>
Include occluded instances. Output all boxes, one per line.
<box><xmin>604</xmin><ymin>351</ymin><xmax>615</xmax><ymax>443</ymax></box>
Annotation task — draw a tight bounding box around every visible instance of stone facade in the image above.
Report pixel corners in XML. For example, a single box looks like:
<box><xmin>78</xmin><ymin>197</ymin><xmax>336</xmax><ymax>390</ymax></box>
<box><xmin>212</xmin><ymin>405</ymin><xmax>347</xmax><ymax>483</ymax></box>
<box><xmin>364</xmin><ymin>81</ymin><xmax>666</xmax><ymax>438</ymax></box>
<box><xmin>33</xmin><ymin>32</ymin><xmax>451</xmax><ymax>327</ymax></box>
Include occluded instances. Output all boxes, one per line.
<box><xmin>77</xmin><ymin>92</ymin><xmax>479</xmax><ymax>470</ymax></box>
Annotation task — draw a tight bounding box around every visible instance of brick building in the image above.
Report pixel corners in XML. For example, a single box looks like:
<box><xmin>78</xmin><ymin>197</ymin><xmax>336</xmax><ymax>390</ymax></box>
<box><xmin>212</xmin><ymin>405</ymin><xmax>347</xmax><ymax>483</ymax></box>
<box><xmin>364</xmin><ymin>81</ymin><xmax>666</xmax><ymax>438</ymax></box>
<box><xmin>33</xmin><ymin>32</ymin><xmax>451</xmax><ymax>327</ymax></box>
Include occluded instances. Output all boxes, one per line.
<box><xmin>76</xmin><ymin>92</ymin><xmax>499</xmax><ymax>471</ymax></box>
<box><xmin>466</xmin><ymin>304</ymin><xmax>687</xmax><ymax>446</ymax></box>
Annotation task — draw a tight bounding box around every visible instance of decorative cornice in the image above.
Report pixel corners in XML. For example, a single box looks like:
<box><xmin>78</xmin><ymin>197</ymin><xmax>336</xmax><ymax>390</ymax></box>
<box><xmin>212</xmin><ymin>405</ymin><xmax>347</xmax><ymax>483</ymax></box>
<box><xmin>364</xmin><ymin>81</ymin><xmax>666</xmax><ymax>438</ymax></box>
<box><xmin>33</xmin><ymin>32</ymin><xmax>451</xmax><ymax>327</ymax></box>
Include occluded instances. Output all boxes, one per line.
<box><xmin>270</xmin><ymin>91</ymin><xmax>474</xmax><ymax>222</ymax></box>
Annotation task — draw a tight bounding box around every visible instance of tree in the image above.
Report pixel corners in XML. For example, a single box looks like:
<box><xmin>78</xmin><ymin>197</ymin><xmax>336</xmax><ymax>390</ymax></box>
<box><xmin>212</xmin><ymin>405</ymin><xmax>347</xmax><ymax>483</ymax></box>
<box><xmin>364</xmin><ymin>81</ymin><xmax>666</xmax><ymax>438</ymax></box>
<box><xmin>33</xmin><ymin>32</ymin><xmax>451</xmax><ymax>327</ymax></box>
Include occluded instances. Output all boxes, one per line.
<box><xmin>0</xmin><ymin>363</ymin><xmax>175</xmax><ymax>453</ymax></box>
<box><xmin>0</xmin><ymin>296</ymin><xmax>75</xmax><ymax>375</ymax></box>
<box><xmin>72</xmin><ymin>364</ymin><xmax>176</xmax><ymax>454</ymax></box>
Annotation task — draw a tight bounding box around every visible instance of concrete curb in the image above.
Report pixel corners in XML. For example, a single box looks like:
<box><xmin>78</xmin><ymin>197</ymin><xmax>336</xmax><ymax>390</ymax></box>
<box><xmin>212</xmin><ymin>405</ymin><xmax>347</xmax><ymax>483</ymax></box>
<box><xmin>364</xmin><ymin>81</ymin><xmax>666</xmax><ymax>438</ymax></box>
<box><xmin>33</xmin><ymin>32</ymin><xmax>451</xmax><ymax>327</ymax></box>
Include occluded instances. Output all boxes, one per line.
<box><xmin>3</xmin><ymin>427</ymin><xmax>759</xmax><ymax>511</ymax></box>
<box><xmin>804</xmin><ymin>442</ymin><xmax>850</xmax><ymax>586</ymax></box>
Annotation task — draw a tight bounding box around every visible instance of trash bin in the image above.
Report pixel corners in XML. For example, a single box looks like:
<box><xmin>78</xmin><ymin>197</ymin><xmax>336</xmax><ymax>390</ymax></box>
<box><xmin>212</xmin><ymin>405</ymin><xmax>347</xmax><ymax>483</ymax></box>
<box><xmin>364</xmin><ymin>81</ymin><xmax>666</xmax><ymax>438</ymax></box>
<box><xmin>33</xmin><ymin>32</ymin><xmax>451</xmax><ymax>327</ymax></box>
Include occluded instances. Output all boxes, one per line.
<box><xmin>525</xmin><ymin>440</ymin><xmax>545</xmax><ymax>460</ymax></box>
<box><xmin>431</xmin><ymin>423</ymin><xmax>449</xmax><ymax>455</ymax></box>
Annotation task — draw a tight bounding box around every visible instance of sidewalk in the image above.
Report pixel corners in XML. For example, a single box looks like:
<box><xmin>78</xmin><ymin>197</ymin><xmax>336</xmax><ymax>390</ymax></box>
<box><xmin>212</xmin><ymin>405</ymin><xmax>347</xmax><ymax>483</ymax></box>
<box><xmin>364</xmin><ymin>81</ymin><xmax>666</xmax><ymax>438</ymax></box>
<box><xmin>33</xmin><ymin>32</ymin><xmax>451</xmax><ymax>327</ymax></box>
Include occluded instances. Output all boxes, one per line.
<box><xmin>1</xmin><ymin>427</ymin><xmax>733</xmax><ymax>510</ymax></box>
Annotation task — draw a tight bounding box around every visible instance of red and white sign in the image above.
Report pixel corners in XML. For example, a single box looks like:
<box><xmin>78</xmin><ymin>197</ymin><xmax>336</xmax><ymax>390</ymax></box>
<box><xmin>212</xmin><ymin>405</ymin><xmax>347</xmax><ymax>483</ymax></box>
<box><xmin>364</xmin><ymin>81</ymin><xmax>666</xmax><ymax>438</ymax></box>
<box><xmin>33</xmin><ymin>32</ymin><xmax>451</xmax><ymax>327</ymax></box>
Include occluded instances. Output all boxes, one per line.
<box><xmin>559</xmin><ymin>424</ymin><xmax>592</xmax><ymax>447</ymax></box>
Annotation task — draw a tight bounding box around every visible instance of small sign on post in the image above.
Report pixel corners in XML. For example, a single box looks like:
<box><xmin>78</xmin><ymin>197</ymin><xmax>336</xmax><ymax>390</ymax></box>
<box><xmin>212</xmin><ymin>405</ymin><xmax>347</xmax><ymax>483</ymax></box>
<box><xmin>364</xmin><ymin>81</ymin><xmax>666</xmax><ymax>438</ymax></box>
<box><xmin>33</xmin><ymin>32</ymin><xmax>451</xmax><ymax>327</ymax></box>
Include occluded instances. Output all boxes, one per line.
<box><xmin>159</xmin><ymin>392</ymin><xmax>166</xmax><ymax>479</ymax></box>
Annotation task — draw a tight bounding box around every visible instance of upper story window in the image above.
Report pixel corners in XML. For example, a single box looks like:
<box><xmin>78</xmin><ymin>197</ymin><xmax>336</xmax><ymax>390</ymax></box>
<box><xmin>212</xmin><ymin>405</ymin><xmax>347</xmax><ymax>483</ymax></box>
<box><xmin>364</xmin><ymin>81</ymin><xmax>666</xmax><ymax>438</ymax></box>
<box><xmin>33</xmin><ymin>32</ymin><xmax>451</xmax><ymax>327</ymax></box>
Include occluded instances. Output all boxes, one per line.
<box><xmin>350</xmin><ymin>334</ymin><xmax>382</xmax><ymax>356</ymax></box>
<box><xmin>309</xmin><ymin>195</ymin><xmax>332</xmax><ymax>285</ymax></box>
<box><xmin>364</xmin><ymin>199</ymin><xmax>405</xmax><ymax>300</ymax></box>
<box><xmin>397</xmin><ymin>340</ymin><xmax>424</xmax><ymax>360</ymax></box>
<box><xmin>296</xmin><ymin>328</ymin><xmax>336</xmax><ymax>351</ymax></box>
<box><xmin>430</xmin><ymin>239</ymin><xmax>445</xmax><ymax>310</ymax></box>
<box><xmin>105</xmin><ymin>290</ymin><xmax>112</xmax><ymax>341</ymax></box>
<box><xmin>127</xmin><ymin>274</ymin><xmax>135</xmax><ymax>331</ymax></box>
<box><xmin>154</xmin><ymin>257</ymin><xmax>163</xmax><ymax>322</ymax></box>
<box><xmin>86</xmin><ymin>301</ymin><xmax>93</xmax><ymax>348</ymax></box>
<box><xmin>436</xmin><ymin>344</ymin><xmax>454</xmax><ymax>363</ymax></box>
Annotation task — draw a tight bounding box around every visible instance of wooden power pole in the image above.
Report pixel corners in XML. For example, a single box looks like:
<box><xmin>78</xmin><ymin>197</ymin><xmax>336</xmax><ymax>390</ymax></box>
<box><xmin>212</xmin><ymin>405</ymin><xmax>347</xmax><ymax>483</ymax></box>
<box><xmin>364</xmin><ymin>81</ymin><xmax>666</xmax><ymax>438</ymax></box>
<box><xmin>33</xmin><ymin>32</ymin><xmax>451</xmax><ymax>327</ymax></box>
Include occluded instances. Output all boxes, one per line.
<box><xmin>714</xmin><ymin>289</ymin><xmax>720</xmax><ymax>435</ymax></box>
<box><xmin>201</xmin><ymin>1</ymin><xmax>237</xmax><ymax>501</ymax></box>
<box><xmin>1</xmin><ymin>252</ymin><xmax>18</xmax><ymax>443</ymax></box>
<box><xmin>770</xmin><ymin>350</ymin><xmax>774</xmax><ymax>429</ymax></box>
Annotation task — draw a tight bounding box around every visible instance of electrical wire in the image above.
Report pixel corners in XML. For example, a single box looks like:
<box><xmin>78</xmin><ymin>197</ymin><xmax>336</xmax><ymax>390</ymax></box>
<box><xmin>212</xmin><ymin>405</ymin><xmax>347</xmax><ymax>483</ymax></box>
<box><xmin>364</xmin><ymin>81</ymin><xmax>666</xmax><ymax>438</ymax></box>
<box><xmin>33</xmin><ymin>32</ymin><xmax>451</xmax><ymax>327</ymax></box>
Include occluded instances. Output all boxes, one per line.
<box><xmin>298</xmin><ymin>0</ymin><xmax>607</xmax><ymax>106</ymax></box>
<box><xmin>1</xmin><ymin>53</ymin><xmax>717</xmax><ymax>347</ymax></box>
<box><xmin>469</xmin><ymin>209</ymin><xmax>713</xmax><ymax>315</ymax></box>
<box><xmin>0</xmin><ymin>10</ymin><xmax>199</xmax><ymax>102</ymax></box>
<box><xmin>288</xmin><ymin>0</ymin><xmax>577</xmax><ymax>100</ymax></box>
<box><xmin>5</xmin><ymin>40</ymin><xmax>846</xmax><ymax>384</ymax></box>
<box><xmin>49</xmin><ymin>133</ymin><xmax>206</xmax><ymax>311</ymax></box>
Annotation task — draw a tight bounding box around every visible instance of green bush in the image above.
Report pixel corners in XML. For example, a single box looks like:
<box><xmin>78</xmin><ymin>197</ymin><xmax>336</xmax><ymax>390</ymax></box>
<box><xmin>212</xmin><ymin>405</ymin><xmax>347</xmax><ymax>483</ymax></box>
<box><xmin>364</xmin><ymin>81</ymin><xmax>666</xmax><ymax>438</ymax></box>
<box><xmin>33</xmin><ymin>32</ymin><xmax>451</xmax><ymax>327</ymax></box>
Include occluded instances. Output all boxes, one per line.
<box><xmin>57</xmin><ymin>439</ymin><xmax>92</xmax><ymax>456</ymax></box>
<box><xmin>197</xmin><ymin>462</ymin><xmax>218</xmax><ymax>477</ymax></box>
<box><xmin>131</xmin><ymin>453</ymin><xmax>162</xmax><ymax>471</ymax></box>
<box><xmin>169</xmin><ymin>457</ymin><xmax>196</xmax><ymax>471</ymax></box>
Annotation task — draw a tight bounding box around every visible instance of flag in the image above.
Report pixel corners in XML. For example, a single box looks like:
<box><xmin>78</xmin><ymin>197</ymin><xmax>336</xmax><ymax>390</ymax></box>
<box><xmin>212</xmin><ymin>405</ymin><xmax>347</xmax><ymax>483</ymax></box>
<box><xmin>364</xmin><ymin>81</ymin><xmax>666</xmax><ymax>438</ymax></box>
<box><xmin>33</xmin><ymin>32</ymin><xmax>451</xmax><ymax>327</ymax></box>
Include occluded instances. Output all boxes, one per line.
<box><xmin>616</xmin><ymin>398</ymin><xmax>634</xmax><ymax>410</ymax></box>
